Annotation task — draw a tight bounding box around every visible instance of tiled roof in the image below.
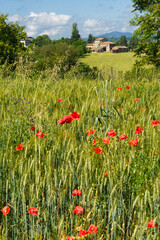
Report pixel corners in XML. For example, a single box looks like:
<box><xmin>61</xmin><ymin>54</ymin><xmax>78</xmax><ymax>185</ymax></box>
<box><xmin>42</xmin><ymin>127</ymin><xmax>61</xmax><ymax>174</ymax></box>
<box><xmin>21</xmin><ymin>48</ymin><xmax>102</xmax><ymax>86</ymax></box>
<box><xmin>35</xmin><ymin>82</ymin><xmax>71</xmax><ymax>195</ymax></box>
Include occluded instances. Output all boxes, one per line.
<box><xmin>101</xmin><ymin>41</ymin><xmax>116</xmax><ymax>45</ymax></box>
<box><xmin>95</xmin><ymin>38</ymin><xmax>105</xmax><ymax>41</ymax></box>
<box><xmin>112</xmin><ymin>46</ymin><xmax>128</xmax><ymax>49</ymax></box>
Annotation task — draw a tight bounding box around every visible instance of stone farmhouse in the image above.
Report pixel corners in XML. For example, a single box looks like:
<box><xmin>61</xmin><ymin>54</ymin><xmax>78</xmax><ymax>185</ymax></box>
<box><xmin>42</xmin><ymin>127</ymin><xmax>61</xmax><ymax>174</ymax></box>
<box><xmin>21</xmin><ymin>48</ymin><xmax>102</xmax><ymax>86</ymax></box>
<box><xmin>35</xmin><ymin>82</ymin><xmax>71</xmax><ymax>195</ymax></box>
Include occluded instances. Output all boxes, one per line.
<box><xmin>86</xmin><ymin>38</ymin><xmax>128</xmax><ymax>53</ymax></box>
<box><xmin>20</xmin><ymin>37</ymin><xmax>34</xmax><ymax>47</ymax></box>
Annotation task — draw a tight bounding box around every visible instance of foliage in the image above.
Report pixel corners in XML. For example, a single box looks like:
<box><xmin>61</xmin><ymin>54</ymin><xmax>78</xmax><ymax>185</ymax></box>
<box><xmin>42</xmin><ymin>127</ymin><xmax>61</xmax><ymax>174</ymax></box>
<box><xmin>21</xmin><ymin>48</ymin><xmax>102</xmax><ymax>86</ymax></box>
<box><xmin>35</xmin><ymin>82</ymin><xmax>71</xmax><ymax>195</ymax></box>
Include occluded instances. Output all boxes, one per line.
<box><xmin>132</xmin><ymin>0</ymin><xmax>158</xmax><ymax>11</ymax></box>
<box><xmin>131</xmin><ymin>2</ymin><xmax>160</xmax><ymax>67</ymax></box>
<box><xmin>72</xmin><ymin>39</ymin><xmax>87</xmax><ymax>56</ymax></box>
<box><xmin>119</xmin><ymin>35</ymin><xmax>128</xmax><ymax>46</ymax></box>
<box><xmin>32</xmin><ymin>34</ymin><xmax>51</xmax><ymax>47</ymax></box>
<box><xmin>128</xmin><ymin>35</ymin><xmax>138</xmax><ymax>50</ymax></box>
<box><xmin>71</xmin><ymin>22</ymin><xmax>81</xmax><ymax>43</ymax></box>
<box><xmin>87</xmin><ymin>34</ymin><xmax>95</xmax><ymax>43</ymax></box>
<box><xmin>0</xmin><ymin>13</ymin><xmax>27</xmax><ymax>65</ymax></box>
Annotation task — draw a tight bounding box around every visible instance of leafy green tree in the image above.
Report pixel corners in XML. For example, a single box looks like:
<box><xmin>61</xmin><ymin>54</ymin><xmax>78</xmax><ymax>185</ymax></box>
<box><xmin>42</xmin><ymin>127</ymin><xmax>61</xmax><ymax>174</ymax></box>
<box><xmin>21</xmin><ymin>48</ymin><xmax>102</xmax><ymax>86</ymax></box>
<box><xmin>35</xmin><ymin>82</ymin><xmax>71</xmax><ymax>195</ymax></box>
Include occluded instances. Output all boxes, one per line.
<box><xmin>32</xmin><ymin>35</ymin><xmax>51</xmax><ymax>47</ymax></box>
<box><xmin>0</xmin><ymin>13</ymin><xmax>27</xmax><ymax>65</ymax></box>
<box><xmin>72</xmin><ymin>39</ymin><xmax>87</xmax><ymax>56</ymax></box>
<box><xmin>128</xmin><ymin>35</ymin><xmax>138</xmax><ymax>50</ymax></box>
<box><xmin>87</xmin><ymin>34</ymin><xmax>95</xmax><ymax>43</ymax></box>
<box><xmin>131</xmin><ymin>2</ymin><xmax>160</xmax><ymax>67</ymax></box>
<box><xmin>119</xmin><ymin>35</ymin><xmax>128</xmax><ymax>46</ymax></box>
<box><xmin>71</xmin><ymin>23</ymin><xmax>80</xmax><ymax>43</ymax></box>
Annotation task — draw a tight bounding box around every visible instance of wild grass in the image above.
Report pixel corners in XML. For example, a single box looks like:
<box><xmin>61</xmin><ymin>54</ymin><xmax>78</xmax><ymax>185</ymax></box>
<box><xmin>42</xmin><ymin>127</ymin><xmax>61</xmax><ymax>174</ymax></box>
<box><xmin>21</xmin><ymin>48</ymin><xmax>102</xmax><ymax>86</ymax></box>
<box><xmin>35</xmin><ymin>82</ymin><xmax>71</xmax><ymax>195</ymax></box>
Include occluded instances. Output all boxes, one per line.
<box><xmin>0</xmin><ymin>68</ymin><xmax>160</xmax><ymax>239</ymax></box>
<box><xmin>80</xmin><ymin>52</ymin><xmax>135</xmax><ymax>72</ymax></box>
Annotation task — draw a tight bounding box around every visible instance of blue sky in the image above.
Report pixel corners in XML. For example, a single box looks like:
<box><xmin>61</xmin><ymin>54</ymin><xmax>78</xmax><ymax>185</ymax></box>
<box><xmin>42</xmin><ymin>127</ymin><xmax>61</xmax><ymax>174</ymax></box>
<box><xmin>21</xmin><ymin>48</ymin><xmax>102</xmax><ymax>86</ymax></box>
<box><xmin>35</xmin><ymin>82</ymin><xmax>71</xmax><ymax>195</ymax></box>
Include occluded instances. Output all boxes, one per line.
<box><xmin>1</xmin><ymin>0</ymin><xmax>135</xmax><ymax>39</ymax></box>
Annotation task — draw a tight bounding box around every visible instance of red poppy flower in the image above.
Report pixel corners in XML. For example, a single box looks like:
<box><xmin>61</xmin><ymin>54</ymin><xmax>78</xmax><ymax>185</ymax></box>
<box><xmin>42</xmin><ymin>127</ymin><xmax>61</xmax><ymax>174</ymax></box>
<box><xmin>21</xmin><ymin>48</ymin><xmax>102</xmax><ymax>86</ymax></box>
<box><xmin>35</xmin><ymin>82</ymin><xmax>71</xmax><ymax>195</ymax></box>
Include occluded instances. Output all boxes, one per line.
<box><xmin>28</xmin><ymin>207</ymin><xmax>38</xmax><ymax>215</ymax></box>
<box><xmin>107</xmin><ymin>130</ymin><xmax>117</xmax><ymax>137</ymax></box>
<box><xmin>91</xmin><ymin>139</ymin><xmax>99</xmax><ymax>145</ymax></box>
<box><xmin>151</xmin><ymin>120</ymin><xmax>160</xmax><ymax>126</ymax></box>
<box><xmin>88</xmin><ymin>224</ymin><xmax>98</xmax><ymax>233</ymax></box>
<box><xmin>70</xmin><ymin>112</ymin><xmax>81</xmax><ymax>120</ymax></box>
<box><xmin>30</xmin><ymin>126</ymin><xmax>35</xmax><ymax>131</ymax></box>
<box><xmin>67</xmin><ymin>237</ymin><xmax>74</xmax><ymax>240</ymax></box>
<box><xmin>72</xmin><ymin>189</ymin><xmax>82</xmax><ymax>196</ymax></box>
<box><xmin>73</xmin><ymin>206</ymin><xmax>83</xmax><ymax>214</ymax></box>
<box><xmin>1</xmin><ymin>206</ymin><xmax>10</xmax><ymax>216</ymax></box>
<box><xmin>126</xmin><ymin>86</ymin><xmax>130</xmax><ymax>90</ymax></box>
<box><xmin>57</xmin><ymin>115</ymin><xmax>74</xmax><ymax>125</ymax></box>
<box><xmin>15</xmin><ymin>144</ymin><xmax>23</xmax><ymax>151</ymax></box>
<box><xmin>135</xmin><ymin>98</ymin><xmax>140</xmax><ymax>102</ymax></box>
<box><xmin>93</xmin><ymin>147</ymin><xmax>103</xmax><ymax>154</ymax></box>
<box><xmin>102</xmin><ymin>137</ymin><xmax>112</xmax><ymax>144</ymax></box>
<box><xmin>147</xmin><ymin>220</ymin><xmax>157</xmax><ymax>228</ymax></box>
<box><xmin>86</xmin><ymin>130</ymin><xmax>95</xmax><ymax>136</ymax></box>
<box><xmin>135</xmin><ymin>126</ymin><xmax>143</xmax><ymax>134</ymax></box>
<box><xmin>79</xmin><ymin>229</ymin><xmax>88</xmax><ymax>237</ymax></box>
<box><xmin>117</xmin><ymin>87</ymin><xmax>122</xmax><ymax>91</ymax></box>
<box><xmin>58</xmin><ymin>99</ymin><xmax>63</xmax><ymax>102</ymax></box>
<box><xmin>119</xmin><ymin>134</ymin><xmax>128</xmax><ymax>140</ymax></box>
<box><xmin>128</xmin><ymin>137</ymin><xmax>140</xmax><ymax>146</ymax></box>
<box><xmin>119</xmin><ymin>108</ymin><xmax>124</xmax><ymax>112</ymax></box>
<box><xmin>104</xmin><ymin>172</ymin><xmax>108</xmax><ymax>177</ymax></box>
<box><xmin>36</xmin><ymin>131</ymin><xmax>45</xmax><ymax>138</ymax></box>
<box><xmin>67</xmin><ymin>105</ymin><xmax>71</xmax><ymax>109</ymax></box>
<box><xmin>142</xmin><ymin>107</ymin><xmax>146</xmax><ymax>112</ymax></box>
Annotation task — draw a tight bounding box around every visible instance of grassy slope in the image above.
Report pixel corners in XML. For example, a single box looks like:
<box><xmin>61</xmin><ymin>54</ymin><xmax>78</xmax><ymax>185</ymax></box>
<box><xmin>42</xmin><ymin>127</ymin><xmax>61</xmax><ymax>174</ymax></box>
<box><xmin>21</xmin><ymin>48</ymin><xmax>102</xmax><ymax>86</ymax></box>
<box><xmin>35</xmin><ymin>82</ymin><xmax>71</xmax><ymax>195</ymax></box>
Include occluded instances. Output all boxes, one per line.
<box><xmin>80</xmin><ymin>52</ymin><xmax>135</xmax><ymax>72</ymax></box>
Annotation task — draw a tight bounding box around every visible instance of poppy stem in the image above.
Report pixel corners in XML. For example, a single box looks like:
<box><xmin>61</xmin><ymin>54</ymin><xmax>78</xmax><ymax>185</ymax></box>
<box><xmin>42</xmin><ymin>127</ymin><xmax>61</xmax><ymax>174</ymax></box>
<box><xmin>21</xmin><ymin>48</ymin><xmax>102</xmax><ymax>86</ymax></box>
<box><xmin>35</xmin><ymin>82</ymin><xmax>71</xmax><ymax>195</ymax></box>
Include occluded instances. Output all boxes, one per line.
<box><xmin>5</xmin><ymin>215</ymin><xmax>7</xmax><ymax>240</ymax></box>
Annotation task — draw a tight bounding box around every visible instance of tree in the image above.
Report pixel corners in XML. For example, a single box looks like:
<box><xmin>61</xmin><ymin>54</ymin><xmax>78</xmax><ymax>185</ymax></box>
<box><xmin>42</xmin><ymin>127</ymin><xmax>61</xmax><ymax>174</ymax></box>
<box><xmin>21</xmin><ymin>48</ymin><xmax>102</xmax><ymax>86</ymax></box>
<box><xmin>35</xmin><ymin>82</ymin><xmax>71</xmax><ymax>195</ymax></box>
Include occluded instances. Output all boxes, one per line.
<box><xmin>130</xmin><ymin>1</ymin><xmax>160</xmax><ymax>67</ymax></box>
<box><xmin>87</xmin><ymin>34</ymin><xmax>95</xmax><ymax>43</ymax></box>
<box><xmin>0</xmin><ymin>13</ymin><xmax>27</xmax><ymax>65</ymax></box>
<box><xmin>71</xmin><ymin>23</ymin><xmax>80</xmax><ymax>43</ymax></box>
<box><xmin>32</xmin><ymin>35</ymin><xmax>51</xmax><ymax>47</ymax></box>
<box><xmin>119</xmin><ymin>35</ymin><xmax>128</xmax><ymax>46</ymax></box>
<box><xmin>128</xmin><ymin>35</ymin><xmax>138</xmax><ymax>51</ymax></box>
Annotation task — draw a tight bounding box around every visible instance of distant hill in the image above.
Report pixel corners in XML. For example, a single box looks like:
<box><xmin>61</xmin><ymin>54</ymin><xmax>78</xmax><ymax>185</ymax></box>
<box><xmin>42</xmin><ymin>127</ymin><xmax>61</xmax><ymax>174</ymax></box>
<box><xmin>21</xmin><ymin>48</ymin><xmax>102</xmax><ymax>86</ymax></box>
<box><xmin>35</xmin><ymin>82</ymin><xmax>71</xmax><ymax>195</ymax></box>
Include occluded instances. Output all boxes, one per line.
<box><xmin>84</xmin><ymin>31</ymin><xmax>133</xmax><ymax>42</ymax></box>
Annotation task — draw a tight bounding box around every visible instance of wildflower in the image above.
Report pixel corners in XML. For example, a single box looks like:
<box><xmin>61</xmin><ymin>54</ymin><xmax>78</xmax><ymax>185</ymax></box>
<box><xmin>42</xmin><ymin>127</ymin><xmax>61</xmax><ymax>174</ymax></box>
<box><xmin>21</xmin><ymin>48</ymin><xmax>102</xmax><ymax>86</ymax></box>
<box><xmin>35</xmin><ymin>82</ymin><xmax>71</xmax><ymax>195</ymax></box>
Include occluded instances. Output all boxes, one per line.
<box><xmin>128</xmin><ymin>137</ymin><xmax>140</xmax><ymax>146</ymax></box>
<box><xmin>36</xmin><ymin>131</ymin><xmax>45</xmax><ymax>138</ymax></box>
<box><xmin>79</xmin><ymin>229</ymin><xmax>88</xmax><ymax>237</ymax></box>
<box><xmin>73</xmin><ymin>206</ymin><xmax>83</xmax><ymax>214</ymax></box>
<box><xmin>119</xmin><ymin>134</ymin><xmax>128</xmax><ymax>140</ymax></box>
<box><xmin>86</xmin><ymin>130</ymin><xmax>95</xmax><ymax>136</ymax></box>
<box><xmin>119</xmin><ymin>108</ymin><xmax>124</xmax><ymax>112</ymax></box>
<box><xmin>15</xmin><ymin>144</ymin><xmax>23</xmax><ymax>151</ymax></box>
<box><xmin>67</xmin><ymin>237</ymin><xmax>74</xmax><ymax>240</ymax></box>
<box><xmin>142</xmin><ymin>107</ymin><xmax>146</xmax><ymax>112</ymax></box>
<box><xmin>93</xmin><ymin>147</ymin><xmax>103</xmax><ymax>154</ymax></box>
<box><xmin>135</xmin><ymin>98</ymin><xmax>140</xmax><ymax>102</ymax></box>
<box><xmin>72</xmin><ymin>189</ymin><xmax>82</xmax><ymax>196</ymax></box>
<box><xmin>91</xmin><ymin>139</ymin><xmax>99</xmax><ymax>145</ymax></box>
<box><xmin>102</xmin><ymin>137</ymin><xmax>112</xmax><ymax>144</ymax></box>
<box><xmin>147</xmin><ymin>220</ymin><xmax>157</xmax><ymax>228</ymax></box>
<box><xmin>135</xmin><ymin>126</ymin><xmax>143</xmax><ymax>134</ymax></box>
<box><xmin>88</xmin><ymin>224</ymin><xmax>98</xmax><ymax>234</ymax></box>
<box><xmin>1</xmin><ymin>206</ymin><xmax>10</xmax><ymax>216</ymax></box>
<box><xmin>117</xmin><ymin>87</ymin><xmax>122</xmax><ymax>91</ymax></box>
<box><xmin>70</xmin><ymin>112</ymin><xmax>81</xmax><ymax>120</ymax></box>
<box><xmin>57</xmin><ymin>115</ymin><xmax>74</xmax><ymax>125</ymax></box>
<box><xmin>104</xmin><ymin>172</ymin><xmax>108</xmax><ymax>177</ymax></box>
<box><xmin>28</xmin><ymin>207</ymin><xmax>38</xmax><ymax>215</ymax></box>
<box><xmin>67</xmin><ymin>105</ymin><xmax>71</xmax><ymax>109</ymax></box>
<box><xmin>151</xmin><ymin>120</ymin><xmax>160</xmax><ymax>126</ymax></box>
<box><xmin>126</xmin><ymin>86</ymin><xmax>130</xmax><ymax>90</ymax></box>
<box><xmin>30</xmin><ymin>126</ymin><xmax>35</xmax><ymax>131</ymax></box>
<box><xmin>107</xmin><ymin>130</ymin><xmax>117</xmax><ymax>137</ymax></box>
<box><xmin>58</xmin><ymin>99</ymin><xmax>63</xmax><ymax>102</ymax></box>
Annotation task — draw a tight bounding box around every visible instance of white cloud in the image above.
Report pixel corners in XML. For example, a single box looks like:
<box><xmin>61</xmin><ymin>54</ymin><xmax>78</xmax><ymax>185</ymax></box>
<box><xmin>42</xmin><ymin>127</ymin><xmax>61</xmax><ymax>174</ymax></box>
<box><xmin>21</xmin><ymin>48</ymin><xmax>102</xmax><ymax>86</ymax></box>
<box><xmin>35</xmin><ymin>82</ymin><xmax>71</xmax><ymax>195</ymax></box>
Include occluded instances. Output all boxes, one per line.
<box><xmin>83</xmin><ymin>19</ymin><xmax>115</xmax><ymax>35</ymax></box>
<box><xmin>8</xmin><ymin>12</ymin><xmax>72</xmax><ymax>37</ymax></box>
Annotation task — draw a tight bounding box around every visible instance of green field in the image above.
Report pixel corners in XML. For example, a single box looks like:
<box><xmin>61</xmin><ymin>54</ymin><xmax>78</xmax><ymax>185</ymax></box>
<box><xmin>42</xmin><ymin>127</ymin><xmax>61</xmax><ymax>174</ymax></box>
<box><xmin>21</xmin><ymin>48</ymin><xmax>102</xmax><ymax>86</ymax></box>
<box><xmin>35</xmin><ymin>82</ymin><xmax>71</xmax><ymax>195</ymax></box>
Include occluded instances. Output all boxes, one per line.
<box><xmin>0</xmin><ymin>67</ymin><xmax>160</xmax><ymax>239</ymax></box>
<box><xmin>80</xmin><ymin>52</ymin><xmax>135</xmax><ymax>72</ymax></box>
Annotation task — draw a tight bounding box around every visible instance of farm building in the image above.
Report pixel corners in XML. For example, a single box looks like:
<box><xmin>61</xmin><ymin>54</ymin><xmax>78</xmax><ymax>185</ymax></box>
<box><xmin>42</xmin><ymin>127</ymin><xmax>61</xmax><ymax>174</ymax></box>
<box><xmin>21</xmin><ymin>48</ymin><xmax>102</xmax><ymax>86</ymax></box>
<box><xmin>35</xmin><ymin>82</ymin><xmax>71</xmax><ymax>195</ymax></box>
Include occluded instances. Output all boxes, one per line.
<box><xmin>20</xmin><ymin>37</ymin><xmax>34</xmax><ymax>47</ymax></box>
<box><xmin>112</xmin><ymin>46</ymin><xmax>128</xmax><ymax>53</ymax></box>
<box><xmin>86</xmin><ymin>38</ymin><xmax>128</xmax><ymax>53</ymax></box>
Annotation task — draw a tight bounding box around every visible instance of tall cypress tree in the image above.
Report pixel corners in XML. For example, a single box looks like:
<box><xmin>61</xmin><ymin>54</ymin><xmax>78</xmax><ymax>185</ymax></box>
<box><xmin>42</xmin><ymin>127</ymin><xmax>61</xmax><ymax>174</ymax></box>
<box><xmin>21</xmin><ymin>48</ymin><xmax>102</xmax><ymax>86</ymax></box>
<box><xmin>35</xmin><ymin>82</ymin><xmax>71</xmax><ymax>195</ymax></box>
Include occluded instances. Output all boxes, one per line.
<box><xmin>71</xmin><ymin>23</ymin><xmax>80</xmax><ymax>43</ymax></box>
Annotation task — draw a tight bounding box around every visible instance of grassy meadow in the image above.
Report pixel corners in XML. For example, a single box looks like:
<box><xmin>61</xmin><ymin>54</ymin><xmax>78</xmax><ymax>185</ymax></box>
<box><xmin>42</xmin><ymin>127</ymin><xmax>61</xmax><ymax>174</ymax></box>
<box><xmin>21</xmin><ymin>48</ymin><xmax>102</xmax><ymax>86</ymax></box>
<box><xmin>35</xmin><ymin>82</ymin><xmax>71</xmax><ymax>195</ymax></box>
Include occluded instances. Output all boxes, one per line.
<box><xmin>0</xmin><ymin>66</ymin><xmax>160</xmax><ymax>239</ymax></box>
<box><xmin>80</xmin><ymin>52</ymin><xmax>135</xmax><ymax>72</ymax></box>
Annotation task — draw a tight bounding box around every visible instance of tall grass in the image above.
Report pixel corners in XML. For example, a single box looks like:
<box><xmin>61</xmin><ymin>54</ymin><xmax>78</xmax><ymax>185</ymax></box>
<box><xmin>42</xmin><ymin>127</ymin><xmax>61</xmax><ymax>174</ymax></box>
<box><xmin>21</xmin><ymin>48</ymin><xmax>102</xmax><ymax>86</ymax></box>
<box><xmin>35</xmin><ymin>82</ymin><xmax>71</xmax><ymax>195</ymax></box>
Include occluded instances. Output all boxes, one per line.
<box><xmin>0</xmin><ymin>68</ymin><xmax>160</xmax><ymax>239</ymax></box>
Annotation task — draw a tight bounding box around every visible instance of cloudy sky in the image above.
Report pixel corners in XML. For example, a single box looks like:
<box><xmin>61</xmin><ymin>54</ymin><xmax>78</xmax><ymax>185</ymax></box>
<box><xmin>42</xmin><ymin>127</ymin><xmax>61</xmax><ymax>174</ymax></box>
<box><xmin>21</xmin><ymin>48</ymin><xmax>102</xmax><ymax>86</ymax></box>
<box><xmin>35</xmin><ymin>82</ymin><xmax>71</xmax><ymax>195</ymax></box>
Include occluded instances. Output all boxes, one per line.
<box><xmin>1</xmin><ymin>0</ymin><xmax>135</xmax><ymax>39</ymax></box>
